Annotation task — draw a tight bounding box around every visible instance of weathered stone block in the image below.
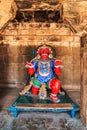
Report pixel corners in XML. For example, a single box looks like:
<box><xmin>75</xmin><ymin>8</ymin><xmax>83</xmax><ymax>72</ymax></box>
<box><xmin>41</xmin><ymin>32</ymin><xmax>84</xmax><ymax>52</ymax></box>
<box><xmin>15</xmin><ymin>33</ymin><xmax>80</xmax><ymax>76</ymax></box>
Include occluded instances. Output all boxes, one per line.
<box><xmin>48</xmin><ymin>35</ymin><xmax>61</xmax><ymax>42</ymax></box>
<box><xmin>56</xmin><ymin>46</ymin><xmax>72</xmax><ymax>56</ymax></box>
<box><xmin>4</xmin><ymin>36</ymin><xmax>14</xmax><ymax>41</ymax></box>
<box><xmin>2</xmin><ymin>46</ymin><xmax>8</xmax><ymax>54</ymax></box>
<box><xmin>4</xmin><ymin>55</ymin><xmax>23</xmax><ymax>64</ymax></box>
<box><xmin>61</xmin><ymin>36</ymin><xmax>74</xmax><ymax>42</ymax></box>
<box><xmin>21</xmin><ymin>30</ymin><xmax>29</xmax><ymax>35</ymax></box>
<box><xmin>13</xmin><ymin>36</ymin><xmax>22</xmax><ymax>41</ymax></box>
<box><xmin>8</xmin><ymin>46</ymin><xmax>22</xmax><ymax>56</ymax></box>
<box><xmin>73</xmin><ymin>36</ymin><xmax>80</xmax><ymax>43</ymax></box>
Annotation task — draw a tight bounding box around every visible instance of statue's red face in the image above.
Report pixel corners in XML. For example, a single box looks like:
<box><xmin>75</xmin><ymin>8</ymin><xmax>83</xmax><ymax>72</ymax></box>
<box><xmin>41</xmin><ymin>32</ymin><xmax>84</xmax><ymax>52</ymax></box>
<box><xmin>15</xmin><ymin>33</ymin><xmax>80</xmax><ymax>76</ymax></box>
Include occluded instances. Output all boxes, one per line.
<box><xmin>37</xmin><ymin>47</ymin><xmax>52</xmax><ymax>60</ymax></box>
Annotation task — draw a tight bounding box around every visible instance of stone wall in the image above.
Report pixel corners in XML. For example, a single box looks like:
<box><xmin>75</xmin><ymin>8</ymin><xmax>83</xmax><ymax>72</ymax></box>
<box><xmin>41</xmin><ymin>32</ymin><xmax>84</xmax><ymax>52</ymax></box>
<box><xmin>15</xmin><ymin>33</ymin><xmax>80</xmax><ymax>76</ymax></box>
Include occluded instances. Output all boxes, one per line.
<box><xmin>0</xmin><ymin>0</ymin><xmax>83</xmax><ymax>90</ymax></box>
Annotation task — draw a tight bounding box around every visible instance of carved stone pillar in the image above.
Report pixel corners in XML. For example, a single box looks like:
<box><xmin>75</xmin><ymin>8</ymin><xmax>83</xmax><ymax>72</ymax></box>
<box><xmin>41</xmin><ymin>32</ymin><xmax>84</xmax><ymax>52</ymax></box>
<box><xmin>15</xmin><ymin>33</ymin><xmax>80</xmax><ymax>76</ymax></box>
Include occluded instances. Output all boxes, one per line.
<box><xmin>80</xmin><ymin>34</ymin><xmax>87</xmax><ymax>127</ymax></box>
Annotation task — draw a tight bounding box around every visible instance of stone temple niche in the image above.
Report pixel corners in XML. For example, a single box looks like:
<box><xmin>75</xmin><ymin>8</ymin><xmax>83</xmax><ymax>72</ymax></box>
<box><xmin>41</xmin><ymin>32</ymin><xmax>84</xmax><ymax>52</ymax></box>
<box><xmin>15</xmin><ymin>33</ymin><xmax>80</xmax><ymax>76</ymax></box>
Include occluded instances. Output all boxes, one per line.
<box><xmin>6</xmin><ymin>0</ymin><xmax>80</xmax><ymax>119</ymax></box>
<box><xmin>0</xmin><ymin>0</ymin><xmax>87</xmax><ymax>127</ymax></box>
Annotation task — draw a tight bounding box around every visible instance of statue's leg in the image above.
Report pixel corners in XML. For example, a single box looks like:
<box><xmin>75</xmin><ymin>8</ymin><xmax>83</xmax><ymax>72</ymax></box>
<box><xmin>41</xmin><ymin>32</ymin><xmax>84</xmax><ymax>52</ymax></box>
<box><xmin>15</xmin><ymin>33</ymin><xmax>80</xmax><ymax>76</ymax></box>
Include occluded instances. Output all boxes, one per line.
<box><xmin>49</xmin><ymin>78</ymin><xmax>61</xmax><ymax>103</ymax></box>
<box><xmin>32</xmin><ymin>77</ymin><xmax>41</xmax><ymax>95</ymax></box>
<box><xmin>32</xmin><ymin>86</ymin><xmax>40</xmax><ymax>95</ymax></box>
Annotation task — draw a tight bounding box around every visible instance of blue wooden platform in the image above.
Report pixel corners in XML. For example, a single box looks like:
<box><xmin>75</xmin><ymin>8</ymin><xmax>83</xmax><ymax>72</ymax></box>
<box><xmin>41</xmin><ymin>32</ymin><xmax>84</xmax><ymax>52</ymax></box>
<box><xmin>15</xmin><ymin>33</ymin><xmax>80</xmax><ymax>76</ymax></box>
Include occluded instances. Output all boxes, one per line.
<box><xmin>8</xmin><ymin>90</ymin><xmax>80</xmax><ymax>118</ymax></box>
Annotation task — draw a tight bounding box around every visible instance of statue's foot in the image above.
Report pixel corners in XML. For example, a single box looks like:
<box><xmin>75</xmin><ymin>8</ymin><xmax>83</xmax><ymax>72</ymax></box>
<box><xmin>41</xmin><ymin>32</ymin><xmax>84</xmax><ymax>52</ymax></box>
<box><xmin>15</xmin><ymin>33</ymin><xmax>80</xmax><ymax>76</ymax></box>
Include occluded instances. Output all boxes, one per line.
<box><xmin>50</xmin><ymin>94</ymin><xmax>60</xmax><ymax>103</ymax></box>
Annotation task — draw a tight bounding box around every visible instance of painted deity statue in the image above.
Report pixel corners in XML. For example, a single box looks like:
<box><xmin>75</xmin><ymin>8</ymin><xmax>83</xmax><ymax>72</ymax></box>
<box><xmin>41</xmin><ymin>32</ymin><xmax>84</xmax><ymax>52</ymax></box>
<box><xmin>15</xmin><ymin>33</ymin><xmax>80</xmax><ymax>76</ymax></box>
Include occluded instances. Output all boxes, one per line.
<box><xmin>20</xmin><ymin>45</ymin><xmax>63</xmax><ymax>103</ymax></box>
